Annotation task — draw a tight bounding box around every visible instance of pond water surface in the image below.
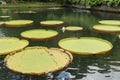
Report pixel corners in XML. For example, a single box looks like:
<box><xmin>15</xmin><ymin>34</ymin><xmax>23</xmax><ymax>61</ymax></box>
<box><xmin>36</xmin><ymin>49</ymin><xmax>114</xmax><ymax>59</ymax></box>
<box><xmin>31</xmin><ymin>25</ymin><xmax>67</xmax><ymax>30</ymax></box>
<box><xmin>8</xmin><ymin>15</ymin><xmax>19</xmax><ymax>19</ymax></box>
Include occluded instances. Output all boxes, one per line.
<box><xmin>0</xmin><ymin>8</ymin><xmax>120</xmax><ymax>80</ymax></box>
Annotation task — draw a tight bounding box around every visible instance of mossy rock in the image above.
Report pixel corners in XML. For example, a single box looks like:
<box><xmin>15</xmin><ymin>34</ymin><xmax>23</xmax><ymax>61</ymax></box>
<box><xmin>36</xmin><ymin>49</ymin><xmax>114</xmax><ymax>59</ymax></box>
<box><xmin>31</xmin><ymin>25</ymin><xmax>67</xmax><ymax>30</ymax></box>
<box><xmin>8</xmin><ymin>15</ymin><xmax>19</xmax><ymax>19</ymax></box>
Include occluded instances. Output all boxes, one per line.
<box><xmin>93</xmin><ymin>24</ymin><xmax>120</xmax><ymax>33</ymax></box>
<box><xmin>40</xmin><ymin>20</ymin><xmax>64</xmax><ymax>27</ymax></box>
<box><xmin>4</xmin><ymin>20</ymin><xmax>33</xmax><ymax>27</ymax></box>
<box><xmin>5</xmin><ymin>46</ymin><xmax>73</xmax><ymax>75</ymax></box>
<box><xmin>58</xmin><ymin>37</ymin><xmax>113</xmax><ymax>55</ymax></box>
<box><xmin>65</xmin><ymin>26</ymin><xmax>83</xmax><ymax>32</ymax></box>
<box><xmin>99</xmin><ymin>20</ymin><xmax>120</xmax><ymax>26</ymax></box>
<box><xmin>21</xmin><ymin>29</ymin><xmax>58</xmax><ymax>41</ymax></box>
<box><xmin>0</xmin><ymin>37</ymin><xmax>29</xmax><ymax>56</ymax></box>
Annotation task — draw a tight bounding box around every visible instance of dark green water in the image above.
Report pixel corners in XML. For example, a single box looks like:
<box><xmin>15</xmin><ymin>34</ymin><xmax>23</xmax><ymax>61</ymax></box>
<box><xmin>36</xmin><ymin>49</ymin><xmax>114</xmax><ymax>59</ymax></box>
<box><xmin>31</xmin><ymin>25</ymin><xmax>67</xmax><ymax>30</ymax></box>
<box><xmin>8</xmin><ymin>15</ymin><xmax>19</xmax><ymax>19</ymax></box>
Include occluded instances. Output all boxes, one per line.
<box><xmin>0</xmin><ymin>8</ymin><xmax>120</xmax><ymax>80</ymax></box>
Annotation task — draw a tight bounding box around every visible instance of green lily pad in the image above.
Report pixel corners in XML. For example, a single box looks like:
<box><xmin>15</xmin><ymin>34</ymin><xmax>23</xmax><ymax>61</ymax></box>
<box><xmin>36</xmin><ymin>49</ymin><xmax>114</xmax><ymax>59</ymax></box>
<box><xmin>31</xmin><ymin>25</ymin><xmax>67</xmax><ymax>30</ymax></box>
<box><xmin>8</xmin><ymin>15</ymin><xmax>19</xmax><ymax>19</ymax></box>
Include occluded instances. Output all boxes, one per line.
<box><xmin>0</xmin><ymin>37</ymin><xmax>29</xmax><ymax>56</ymax></box>
<box><xmin>65</xmin><ymin>26</ymin><xmax>83</xmax><ymax>32</ymax></box>
<box><xmin>0</xmin><ymin>22</ymin><xmax>4</xmax><ymax>26</ymax></box>
<box><xmin>14</xmin><ymin>11</ymin><xmax>36</xmax><ymax>14</ymax></box>
<box><xmin>93</xmin><ymin>24</ymin><xmax>120</xmax><ymax>33</ymax></box>
<box><xmin>0</xmin><ymin>16</ymin><xmax>11</xmax><ymax>21</ymax></box>
<box><xmin>119</xmin><ymin>35</ymin><xmax>120</xmax><ymax>39</ymax></box>
<box><xmin>99</xmin><ymin>20</ymin><xmax>120</xmax><ymax>26</ymax></box>
<box><xmin>21</xmin><ymin>29</ymin><xmax>58</xmax><ymax>41</ymax></box>
<box><xmin>58</xmin><ymin>37</ymin><xmax>113</xmax><ymax>55</ymax></box>
<box><xmin>0</xmin><ymin>16</ymin><xmax>10</xmax><ymax>18</ymax></box>
<box><xmin>5</xmin><ymin>46</ymin><xmax>73</xmax><ymax>75</ymax></box>
<box><xmin>4</xmin><ymin>20</ymin><xmax>33</xmax><ymax>27</ymax></box>
<box><xmin>40</xmin><ymin>20</ymin><xmax>64</xmax><ymax>26</ymax></box>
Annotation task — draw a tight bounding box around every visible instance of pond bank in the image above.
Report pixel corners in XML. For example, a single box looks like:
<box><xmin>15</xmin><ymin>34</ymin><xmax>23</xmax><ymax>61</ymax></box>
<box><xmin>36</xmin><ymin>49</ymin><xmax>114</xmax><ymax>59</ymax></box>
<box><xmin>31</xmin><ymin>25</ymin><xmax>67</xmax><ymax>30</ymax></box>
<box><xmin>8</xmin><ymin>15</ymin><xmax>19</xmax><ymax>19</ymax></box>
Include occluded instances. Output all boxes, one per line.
<box><xmin>0</xmin><ymin>2</ymin><xmax>63</xmax><ymax>8</ymax></box>
<box><xmin>65</xmin><ymin>4</ymin><xmax>120</xmax><ymax>13</ymax></box>
<box><xmin>0</xmin><ymin>2</ymin><xmax>119</xmax><ymax>13</ymax></box>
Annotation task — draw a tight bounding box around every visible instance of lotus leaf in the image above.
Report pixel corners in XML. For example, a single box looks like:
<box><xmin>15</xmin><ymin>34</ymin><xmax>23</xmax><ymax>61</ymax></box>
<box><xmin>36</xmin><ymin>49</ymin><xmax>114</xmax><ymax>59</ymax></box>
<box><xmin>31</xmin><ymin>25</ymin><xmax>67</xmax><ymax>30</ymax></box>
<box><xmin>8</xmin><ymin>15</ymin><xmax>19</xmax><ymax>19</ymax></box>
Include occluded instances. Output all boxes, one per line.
<box><xmin>99</xmin><ymin>20</ymin><xmax>120</xmax><ymax>26</ymax></box>
<box><xmin>40</xmin><ymin>20</ymin><xmax>64</xmax><ymax>26</ymax></box>
<box><xmin>65</xmin><ymin>26</ymin><xmax>83</xmax><ymax>32</ymax></box>
<box><xmin>5</xmin><ymin>46</ymin><xmax>72</xmax><ymax>75</ymax></box>
<box><xmin>58</xmin><ymin>37</ymin><xmax>113</xmax><ymax>55</ymax></box>
<box><xmin>0</xmin><ymin>37</ymin><xmax>29</xmax><ymax>55</ymax></box>
<box><xmin>4</xmin><ymin>20</ymin><xmax>33</xmax><ymax>27</ymax></box>
<box><xmin>21</xmin><ymin>29</ymin><xmax>58</xmax><ymax>40</ymax></box>
<box><xmin>93</xmin><ymin>24</ymin><xmax>120</xmax><ymax>33</ymax></box>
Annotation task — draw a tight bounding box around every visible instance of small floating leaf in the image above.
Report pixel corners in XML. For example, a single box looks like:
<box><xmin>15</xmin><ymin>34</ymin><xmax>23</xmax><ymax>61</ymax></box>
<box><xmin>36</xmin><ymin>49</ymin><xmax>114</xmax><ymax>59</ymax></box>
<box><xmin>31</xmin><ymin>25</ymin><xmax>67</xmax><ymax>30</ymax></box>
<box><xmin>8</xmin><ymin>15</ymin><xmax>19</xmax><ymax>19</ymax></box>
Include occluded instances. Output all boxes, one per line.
<box><xmin>21</xmin><ymin>29</ymin><xmax>58</xmax><ymax>41</ymax></box>
<box><xmin>5</xmin><ymin>46</ymin><xmax>73</xmax><ymax>75</ymax></box>
<box><xmin>58</xmin><ymin>37</ymin><xmax>113</xmax><ymax>55</ymax></box>
<box><xmin>65</xmin><ymin>26</ymin><xmax>83</xmax><ymax>32</ymax></box>
<box><xmin>4</xmin><ymin>20</ymin><xmax>33</xmax><ymax>27</ymax></box>
<box><xmin>40</xmin><ymin>20</ymin><xmax>64</xmax><ymax>26</ymax></box>
<box><xmin>0</xmin><ymin>16</ymin><xmax>10</xmax><ymax>18</ymax></box>
<box><xmin>14</xmin><ymin>11</ymin><xmax>36</xmax><ymax>14</ymax></box>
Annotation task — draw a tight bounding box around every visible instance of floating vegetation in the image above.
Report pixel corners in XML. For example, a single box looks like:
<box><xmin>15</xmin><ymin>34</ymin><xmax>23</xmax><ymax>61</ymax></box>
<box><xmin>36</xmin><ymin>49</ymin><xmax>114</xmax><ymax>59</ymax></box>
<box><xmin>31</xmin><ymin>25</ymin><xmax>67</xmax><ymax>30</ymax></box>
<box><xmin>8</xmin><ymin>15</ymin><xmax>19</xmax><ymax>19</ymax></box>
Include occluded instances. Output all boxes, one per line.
<box><xmin>4</xmin><ymin>20</ymin><xmax>33</xmax><ymax>27</ymax></box>
<box><xmin>99</xmin><ymin>20</ymin><xmax>120</xmax><ymax>26</ymax></box>
<box><xmin>14</xmin><ymin>11</ymin><xmax>36</xmax><ymax>14</ymax></box>
<box><xmin>47</xmin><ymin>7</ymin><xmax>63</xmax><ymax>10</ymax></box>
<box><xmin>40</xmin><ymin>20</ymin><xmax>64</xmax><ymax>27</ymax></box>
<box><xmin>5</xmin><ymin>46</ymin><xmax>73</xmax><ymax>75</ymax></box>
<box><xmin>0</xmin><ymin>16</ymin><xmax>11</xmax><ymax>21</ymax></box>
<box><xmin>119</xmin><ymin>35</ymin><xmax>120</xmax><ymax>40</ymax></box>
<box><xmin>93</xmin><ymin>24</ymin><xmax>120</xmax><ymax>33</ymax></box>
<box><xmin>21</xmin><ymin>29</ymin><xmax>58</xmax><ymax>41</ymax></box>
<box><xmin>58</xmin><ymin>37</ymin><xmax>113</xmax><ymax>55</ymax></box>
<box><xmin>65</xmin><ymin>26</ymin><xmax>83</xmax><ymax>32</ymax></box>
<box><xmin>0</xmin><ymin>16</ymin><xmax>10</xmax><ymax>18</ymax></box>
<box><xmin>0</xmin><ymin>22</ymin><xmax>4</xmax><ymax>26</ymax></box>
<box><xmin>0</xmin><ymin>37</ymin><xmax>29</xmax><ymax>56</ymax></box>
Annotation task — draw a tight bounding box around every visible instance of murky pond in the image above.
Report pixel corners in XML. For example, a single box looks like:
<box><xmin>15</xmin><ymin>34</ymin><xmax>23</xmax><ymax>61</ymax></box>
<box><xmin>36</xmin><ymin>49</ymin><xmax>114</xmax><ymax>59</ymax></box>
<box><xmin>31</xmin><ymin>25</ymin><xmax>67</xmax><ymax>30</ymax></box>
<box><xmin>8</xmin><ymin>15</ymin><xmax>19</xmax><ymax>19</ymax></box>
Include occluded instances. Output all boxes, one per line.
<box><xmin>0</xmin><ymin>7</ymin><xmax>120</xmax><ymax>80</ymax></box>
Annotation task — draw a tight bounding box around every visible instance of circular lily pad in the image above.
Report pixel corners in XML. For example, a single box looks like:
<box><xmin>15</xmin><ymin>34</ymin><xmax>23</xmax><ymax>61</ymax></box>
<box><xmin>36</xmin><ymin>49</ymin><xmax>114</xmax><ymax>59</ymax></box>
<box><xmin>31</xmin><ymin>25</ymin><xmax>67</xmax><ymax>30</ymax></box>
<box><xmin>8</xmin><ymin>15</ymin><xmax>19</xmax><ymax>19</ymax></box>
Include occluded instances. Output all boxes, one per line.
<box><xmin>99</xmin><ymin>20</ymin><xmax>120</xmax><ymax>26</ymax></box>
<box><xmin>0</xmin><ymin>37</ymin><xmax>29</xmax><ymax>56</ymax></box>
<box><xmin>0</xmin><ymin>22</ymin><xmax>4</xmax><ymax>26</ymax></box>
<box><xmin>0</xmin><ymin>16</ymin><xmax>11</xmax><ymax>21</ymax></box>
<box><xmin>40</xmin><ymin>20</ymin><xmax>64</xmax><ymax>27</ymax></box>
<box><xmin>93</xmin><ymin>24</ymin><xmax>120</xmax><ymax>33</ymax></box>
<box><xmin>4</xmin><ymin>20</ymin><xmax>33</xmax><ymax>27</ymax></box>
<box><xmin>21</xmin><ymin>29</ymin><xmax>58</xmax><ymax>41</ymax></box>
<box><xmin>65</xmin><ymin>26</ymin><xmax>83</xmax><ymax>32</ymax></box>
<box><xmin>14</xmin><ymin>11</ymin><xmax>36</xmax><ymax>14</ymax></box>
<box><xmin>58</xmin><ymin>37</ymin><xmax>113</xmax><ymax>55</ymax></box>
<box><xmin>5</xmin><ymin>46</ymin><xmax>73</xmax><ymax>75</ymax></box>
<box><xmin>0</xmin><ymin>16</ymin><xmax>10</xmax><ymax>18</ymax></box>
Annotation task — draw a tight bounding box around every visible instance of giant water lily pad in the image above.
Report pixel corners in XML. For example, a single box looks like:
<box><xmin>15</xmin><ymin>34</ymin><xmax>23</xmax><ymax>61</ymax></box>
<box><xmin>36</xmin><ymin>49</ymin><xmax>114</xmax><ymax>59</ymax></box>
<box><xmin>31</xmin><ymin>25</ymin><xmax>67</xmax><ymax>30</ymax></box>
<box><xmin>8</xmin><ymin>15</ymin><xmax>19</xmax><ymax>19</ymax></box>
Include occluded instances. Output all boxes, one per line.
<box><xmin>0</xmin><ymin>22</ymin><xmax>4</xmax><ymax>26</ymax></box>
<box><xmin>93</xmin><ymin>24</ymin><xmax>120</xmax><ymax>33</ymax></box>
<box><xmin>99</xmin><ymin>20</ymin><xmax>120</xmax><ymax>26</ymax></box>
<box><xmin>5</xmin><ymin>46</ymin><xmax>73</xmax><ymax>75</ymax></box>
<box><xmin>65</xmin><ymin>26</ymin><xmax>83</xmax><ymax>32</ymax></box>
<box><xmin>58</xmin><ymin>37</ymin><xmax>113</xmax><ymax>55</ymax></box>
<box><xmin>0</xmin><ymin>37</ymin><xmax>29</xmax><ymax>55</ymax></box>
<box><xmin>21</xmin><ymin>29</ymin><xmax>58</xmax><ymax>40</ymax></box>
<box><xmin>40</xmin><ymin>20</ymin><xmax>64</xmax><ymax>26</ymax></box>
<box><xmin>4</xmin><ymin>20</ymin><xmax>33</xmax><ymax>27</ymax></box>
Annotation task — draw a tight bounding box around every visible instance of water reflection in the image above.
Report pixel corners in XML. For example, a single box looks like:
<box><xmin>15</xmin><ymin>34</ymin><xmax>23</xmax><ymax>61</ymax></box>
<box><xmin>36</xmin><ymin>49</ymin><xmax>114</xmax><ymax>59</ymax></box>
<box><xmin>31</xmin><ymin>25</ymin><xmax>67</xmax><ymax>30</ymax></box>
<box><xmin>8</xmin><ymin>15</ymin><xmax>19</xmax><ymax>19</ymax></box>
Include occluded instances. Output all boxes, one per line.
<box><xmin>0</xmin><ymin>8</ymin><xmax>120</xmax><ymax>80</ymax></box>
